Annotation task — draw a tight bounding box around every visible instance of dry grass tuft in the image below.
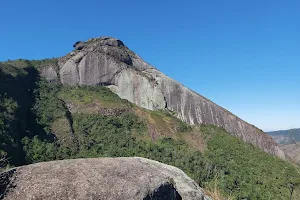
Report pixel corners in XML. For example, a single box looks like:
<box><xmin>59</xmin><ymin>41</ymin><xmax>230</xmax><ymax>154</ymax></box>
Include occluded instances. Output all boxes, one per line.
<box><xmin>204</xmin><ymin>175</ymin><xmax>234</xmax><ymax>200</ymax></box>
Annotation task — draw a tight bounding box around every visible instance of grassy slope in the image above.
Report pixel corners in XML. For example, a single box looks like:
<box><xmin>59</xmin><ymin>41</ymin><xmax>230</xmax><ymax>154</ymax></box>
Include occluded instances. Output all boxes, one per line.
<box><xmin>1</xmin><ymin>61</ymin><xmax>300</xmax><ymax>199</ymax></box>
<box><xmin>202</xmin><ymin>125</ymin><xmax>300</xmax><ymax>199</ymax></box>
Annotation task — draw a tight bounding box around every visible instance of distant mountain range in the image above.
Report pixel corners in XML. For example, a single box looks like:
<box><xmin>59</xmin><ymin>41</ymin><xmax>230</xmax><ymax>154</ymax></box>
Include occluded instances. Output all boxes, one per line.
<box><xmin>267</xmin><ymin>128</ymin><xmax>300</xmax><ymax>144</ymax></box>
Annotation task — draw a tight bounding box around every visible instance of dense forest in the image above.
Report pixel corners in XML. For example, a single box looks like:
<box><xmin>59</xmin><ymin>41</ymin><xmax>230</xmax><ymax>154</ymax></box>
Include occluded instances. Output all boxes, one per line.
<box><xmin>1</xmin><ymin>60</ymin><xmax>300</xmax><ymax>199</ymax></box>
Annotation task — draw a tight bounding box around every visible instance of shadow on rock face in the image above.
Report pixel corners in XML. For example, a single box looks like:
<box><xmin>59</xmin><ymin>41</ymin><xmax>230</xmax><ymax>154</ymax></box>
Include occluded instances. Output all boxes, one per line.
<box><xmin>0</xmin><ymin>169</ymin><xmax>16</xmax><ymax>200</ymax></box>
<box><xmin>143</xmin><ymin>183</ymin><xmax>182</xmax><ymax>200</ymax></box>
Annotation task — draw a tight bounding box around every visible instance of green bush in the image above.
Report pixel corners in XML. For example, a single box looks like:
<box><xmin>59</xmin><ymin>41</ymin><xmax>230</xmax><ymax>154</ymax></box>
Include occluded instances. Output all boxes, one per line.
<box><xmin>22</xmin><ymin>136</ymin><xmax>57</xmax><ymax>163</ymax></box>
<box><xmin>32</xmin><ymin>80</ymin><xmax>66</xmax><ymax>128</ymax></box>
<box><xmin>176</xmin><ymin>121</ymin><xmax>192</xmax><ymax>132</ymax></box>
<box><xmin>202</xmin><ymin>124</ymin><xmax>300</xmax><ymax>199</ymax></box>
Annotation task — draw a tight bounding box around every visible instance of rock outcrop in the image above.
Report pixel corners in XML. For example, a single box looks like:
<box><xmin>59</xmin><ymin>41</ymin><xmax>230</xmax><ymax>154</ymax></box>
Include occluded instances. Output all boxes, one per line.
<box><xmin>58</xmin><ymin>36</ymin><xmax>285</xmax><ymax>159</ymax></box>
<box><xmin>280</xmin><ymin>142</ymin><xmax>300</xmax><ymax>163</ymax></box>
<box><xmin>40</xmin><ymin>65</ymin><xmax>58</xmax><ymax>82</ymax></box>
<box><xmin>0</xmin><ymin>157</ymin><xmax>210</xmax><ymax>200</ymax></box>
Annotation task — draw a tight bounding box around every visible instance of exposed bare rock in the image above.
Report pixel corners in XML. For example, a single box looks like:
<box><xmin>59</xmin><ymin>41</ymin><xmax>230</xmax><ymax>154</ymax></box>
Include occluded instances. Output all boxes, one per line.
<box><xmin>280</xmin><ymin>142</ymin><xmax>300</xmax><ymax>163</ymax></box>
<box><xmin>0</xmin><ymin>157</ymin><xmax>210</xmax><ymax>200</ymax></box>
<box><xmin>60</xmin><ymin>59</ymin><xmax>80</xmax><ymax>85</ymax></box>
<box><xmin>40</xmin><ymin>65</ymin><xmax>57</xmax><ymax>82</ymax></box>
<box><xmin>58</xmin><ymin>36</ymin><xmax>285</xmax><ymax>159</ymax></box>
<box><xmin>95</xmin><ymin>46</ymin><xmax>133</xmax><ymax>65</ymax></box>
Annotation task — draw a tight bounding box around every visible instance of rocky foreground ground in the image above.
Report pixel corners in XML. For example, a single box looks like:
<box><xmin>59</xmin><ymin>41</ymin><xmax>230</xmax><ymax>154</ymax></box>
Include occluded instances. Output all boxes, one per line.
<box><xmin>0</xmin><ymin>157</ymin><xmax>211</xmax><ymax>200</ymax></box>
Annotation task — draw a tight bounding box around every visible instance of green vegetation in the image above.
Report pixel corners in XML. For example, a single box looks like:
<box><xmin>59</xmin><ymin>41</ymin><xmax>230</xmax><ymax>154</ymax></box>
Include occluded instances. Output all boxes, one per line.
<box><xmin>146</xmin><ymin>109</ymin><xmax>192</xmax><ymax>136</ymax></box>
<box><xmin>32</xmin><ymin>81</ymin><xmax>66</xmax><ymax>128</ymax></box>
<box><xmin>4</xmin><ymin>58</ymin><xmax>58</xmax><ymax>71</ymax></box>
<box><xmin>0</xmin><ymin>63</ymin><xmax>35</xmax><ymax>166</ymax></box>
<box><xmin>177</xmin><ymin>120</ymin><xmax>192</xmax><ymax>132</ymax></box>
<box><xmin>0</xmin><ymin>97</ymin><xmax>19</xmax><ymax>163</ymax></box>
<box><xmin>59</xmin><ymin>85</ymin><xmax>130</xmax><ymax>109</ymax></box>
<box><xmin>0</xmin><ymin>64</ymin><xmax>300</xmax><ymax>199</ymax></box>
<box><xmin>202</xmin><ymin>125</ymin><xmax>300</xmax><ymax>199</ymax></box>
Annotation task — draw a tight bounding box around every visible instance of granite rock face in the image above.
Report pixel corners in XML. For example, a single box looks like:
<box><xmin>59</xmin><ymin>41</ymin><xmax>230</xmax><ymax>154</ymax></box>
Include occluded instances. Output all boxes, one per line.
<box><xmin>59</xmin><ymin>36</ymin><xmax>285</xmax><ymax>159</ymax></box>
<box><xmin>280</xmin><ymin>142</ymin><xmax>300</xmax><ymax>163</ymax></box>
<box><xmin>0</xmin><ymin>157</ymin><xmax>209</xmax><ymax>200</ymax></box>
<box><xmin>40</xmin><ymin>65</ymin><xmax>58</xmax><ymax>82</ymax></box>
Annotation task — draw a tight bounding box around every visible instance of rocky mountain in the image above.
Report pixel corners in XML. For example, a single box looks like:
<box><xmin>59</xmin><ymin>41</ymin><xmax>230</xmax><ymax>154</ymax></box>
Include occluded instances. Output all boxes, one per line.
<box><xmin>280</xmin><ymin>142</ymin><xmax>300</xmax><ymax>164</ymax></box>
<box><xmin>1</xmin><ymin>36</ymin><xmax>299</xmax><ymax>199</ymax></box>
<box><xmin>55</xmin><ymin>36</ymin><xmax>284</xmax><ymax>159</ymax></box>
<box><xmin>267</xmin><ymin>128</ymin><xmax>300</xmax><ymax>144</ymax></box>
<box><xmin>266</xmin><ymin>129</ymin><xmax>300</xmax><ymax>163</ymax></box>
<box><xmin>0</xmin><ymin>157</ymin><xmax>210</xmax><ymax>200</ymax></box>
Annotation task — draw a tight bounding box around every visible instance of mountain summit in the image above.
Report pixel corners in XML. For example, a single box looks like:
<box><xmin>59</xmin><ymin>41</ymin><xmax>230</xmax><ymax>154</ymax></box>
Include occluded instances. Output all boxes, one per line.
<box><xmin>54</xmin><ymin>36</ymin><xmax>284</xmax><ymax>159</ymax></box>
<box><xmin>2</xmin><ymin>36</ymin><xmax>299</xmax><ymax>199</ymax></box>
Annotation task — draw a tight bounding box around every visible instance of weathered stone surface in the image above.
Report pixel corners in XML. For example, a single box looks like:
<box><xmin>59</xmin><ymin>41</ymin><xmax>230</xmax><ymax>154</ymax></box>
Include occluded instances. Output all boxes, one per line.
<box><xmin>94</xmin><ymin>46</ymin><xmax>133</xmax><ymax>65</ymax></box>
<box><xmin>280</xmin><ymin>142</ymin><xmax>300</xmax><ymax>163</ymax></box>
<box><xmin>60</xmin><ymin>59</ymin><xmax>80</xmax><ymax>86</ymax></box>
<box><xmin>40</xmin><ymin>65</ymin><xmax>57</xmax><ymax>82</ymax></box>
<box><xmin>1</xmin><ymin>157</ymin><xmax>209</xmax><ymax>200</ymax></box>
<box><xmin>112</xmin><ymin>69</ymin><xmax>166</xmax><ymax>110</ymax></box>
<box><xmin>58</xmin><ymin>36</ymin><xmax>285</xmax><ymax>159</ymax></box>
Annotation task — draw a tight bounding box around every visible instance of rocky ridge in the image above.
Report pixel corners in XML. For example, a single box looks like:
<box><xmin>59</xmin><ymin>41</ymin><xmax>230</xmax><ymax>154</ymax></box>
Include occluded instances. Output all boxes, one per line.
<box><xmin>42</xmin><ymin>36</ymin><xmax>284</xmax><ymax>159</ymax></box>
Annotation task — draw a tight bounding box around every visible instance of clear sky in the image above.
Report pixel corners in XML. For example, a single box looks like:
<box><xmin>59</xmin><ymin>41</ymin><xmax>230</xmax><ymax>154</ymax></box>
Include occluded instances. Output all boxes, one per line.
<box><xmin>0</xmin><ymin>0</ymin><xmax>299</xmax><ymax>131</ymax></box>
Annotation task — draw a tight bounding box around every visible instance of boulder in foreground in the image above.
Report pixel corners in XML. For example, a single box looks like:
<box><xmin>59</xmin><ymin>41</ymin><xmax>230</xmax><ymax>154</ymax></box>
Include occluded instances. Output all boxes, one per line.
<box><xmin>0</xmin><ymin>157</ymin><xmax>210</xmax><ymax>200</ymax></box>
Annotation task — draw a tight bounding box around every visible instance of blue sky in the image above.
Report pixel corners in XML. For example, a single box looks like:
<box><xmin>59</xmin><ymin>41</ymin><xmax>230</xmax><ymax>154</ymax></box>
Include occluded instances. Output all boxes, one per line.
<box><xmin>0</xmin><ymin>0</ymin><xmax>299</xmax><ymax>131</ymax></box>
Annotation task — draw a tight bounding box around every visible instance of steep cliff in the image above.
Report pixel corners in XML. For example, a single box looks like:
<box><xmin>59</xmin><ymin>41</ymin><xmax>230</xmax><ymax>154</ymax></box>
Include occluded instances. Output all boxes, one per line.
<box><xmin>58</xmin><ymin>36</ymin><xmax>284</xmax><ymax>159</ymax></box>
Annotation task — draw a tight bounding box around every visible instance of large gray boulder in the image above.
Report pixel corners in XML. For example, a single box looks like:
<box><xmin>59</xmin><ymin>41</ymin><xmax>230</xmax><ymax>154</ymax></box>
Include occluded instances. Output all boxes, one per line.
<box><xmin>0</xmin><ymin>157</ymin><xmax>209</xmax><ymax>200</ymax></box>
<box><xmin>58</xmin><ymin>36</ymin><xmax>285</xmax><ymax>159</ymax></box>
